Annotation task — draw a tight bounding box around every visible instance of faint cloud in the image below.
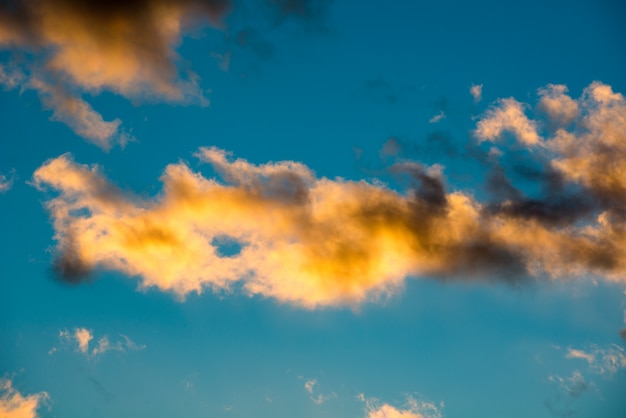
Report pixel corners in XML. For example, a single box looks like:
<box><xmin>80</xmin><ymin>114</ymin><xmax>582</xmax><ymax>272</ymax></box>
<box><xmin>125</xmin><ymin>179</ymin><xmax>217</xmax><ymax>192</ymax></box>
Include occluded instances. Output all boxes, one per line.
<box><xmin>304</xmin><ymin>379</ymin><xmax>316</xmax><ymax>394</ymax></box>
<box><xmin>0</xmin><ymin>377</ymin><xmax>49</xmax><ymax>418</ymax></box>
<box><xmin>565</xmin><ymin>344</ymin><xmax>626</xmax><ymax>376</ymax></box>
<box><xmin>429</xmin><ymin>111</ymin><xmax>446</xmax><ymax>124</ymax></box>
<box><xmin>549</xmin><ymin>371</ymin><xmax>589</xmax><ymax>398</ymax></box>
<box><xmin>304</xmin><ymin>378</ymin><xmax>336</xmax><ymax>405</ymax></box>
<box><xmin>470</xmin><ymin>84</ymin><xmax>483</xmax><ymax>103</ymax></box>
<box><xmin>0</xmin><ymin>170</ymin><xmax>15</xmax><ymax>193</ymax></box>
<box><xmin>52</xmin><ymin>327</ymin><xmax>145</xmax><ymax>359</ymax></box>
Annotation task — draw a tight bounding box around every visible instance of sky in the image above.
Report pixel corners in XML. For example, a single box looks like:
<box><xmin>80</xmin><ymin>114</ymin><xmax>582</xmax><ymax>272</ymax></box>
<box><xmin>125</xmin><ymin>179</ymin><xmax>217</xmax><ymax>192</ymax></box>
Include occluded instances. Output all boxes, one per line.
<box><xmin>1</xmin><ymin>0</ymin><xmax>626</xmax><ymax>417</ymax></box>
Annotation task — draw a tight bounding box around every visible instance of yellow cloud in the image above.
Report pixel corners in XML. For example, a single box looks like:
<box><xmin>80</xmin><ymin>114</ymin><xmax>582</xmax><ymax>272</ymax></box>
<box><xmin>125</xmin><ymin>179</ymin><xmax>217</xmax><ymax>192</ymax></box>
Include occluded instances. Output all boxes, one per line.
<box><xmin>30</xmin><ymin>82</ymin><xmax>626</xmax><ymax>307</ymax></box>
<box><xmin>0</xmin><ymin>379</ymin><xmax>48</xmax><ymax>418</ymax></box>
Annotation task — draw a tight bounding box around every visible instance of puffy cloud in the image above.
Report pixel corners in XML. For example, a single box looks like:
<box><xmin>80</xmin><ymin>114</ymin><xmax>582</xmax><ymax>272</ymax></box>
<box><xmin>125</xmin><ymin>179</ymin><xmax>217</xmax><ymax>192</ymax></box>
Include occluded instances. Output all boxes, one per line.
<box><xmin>537</xmin><ymin>84</ymin><xmax>579</xmax><ymax>127</ymax></box>
<box><xmin>31</xmin><ymin>81</ymin><xmax>626</xmax><ymax>307</ymax></box>
<box><xmin>54</xmin><ymin>327</ymin><xmax>144</xmax><ymax>358</ymax></box>
<box><xmin>0</xmin><ymin>378</ymin><xmax>48</xmax><ymax>418</ymax></box>
<box><xmin>475</xmin><ymin>97</ymin><xmax>540</xmax><ymax>145</ymax></box>
<box><xmin>359</xmin><ymin>394</ymin><xmax>442</xmax><ymax>418</ymax></box>
<box><xmin>0</xmin><ymin>0</ymin><xmax>228</xmax><ymax>147</ymax></box>
<box><xmin>470</xmin><ymin>83</ymin><xmax>482</xmax><ymax>103</ymax></box>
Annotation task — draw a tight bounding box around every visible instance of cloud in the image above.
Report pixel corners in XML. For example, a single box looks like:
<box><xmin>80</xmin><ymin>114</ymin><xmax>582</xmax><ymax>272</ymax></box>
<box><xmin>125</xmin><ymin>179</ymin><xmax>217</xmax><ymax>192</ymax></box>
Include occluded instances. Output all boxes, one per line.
<box><xmin>0</xmin><ymin>170</ymin><xmax>15</xmax><ymax>193</ymax></box>
<box><xmin>0</xmin><ymin>378</ymin><xmax>49</xmax><ymax>418</ymax></box>
<box><xmin>359</xmin><ymin>394</ymin><xmax>443</xmax><ymax>418</ymax></box>
<box><xmin>428</xmin><ymin>111</ymin><xmax>446</xmax><ymax>124</ymax></box>
<box><xmin>0</xmin><ymin>0</ymin><xmax>228</xmax><ymax>147</ymax></box>
<box><xmin>475</xmin><ymin>97</ymin><xmax>540</xmax><ymax>145</ymax></box>
<box><xmin>303</xmin><ymin>378</ymin><xmax>336</xmax><ymax>405</ymax></box>
<box><xmin>33</xmin><ymin>81</ymin><xmax>626</xmax><ymax>307</ymax></box>
<box><xmin>565</xmin><ymin>344</ymin><xmax>626</xmax><ymax>376</ymax></box>
<box><xmin>470</xmin><ymin>83</ymin><xmax>482</xmax><ymax>103</ymax></box>
<box><xmin>537</xmin><ymin>84</ymin><xmax>579</xmax><ymax>127</ymax></box>
<box><xmin>549</xmin><ymin>371</ymin><xmax>589</xmax><ymax>398</ymax></box>
<box><xmin>304</xmin><ymin>379</ymin><xmax>316</xmax><ymax>394</ymax></box>
<box><xmin>53</xmin><ymin>327</ymin><xmax>145</xmax><ymax>358</ymax></box>
<box><xmin>545</xmin><ymin>371</ymin><xmax>593</xmax><ymax>418</ymax></box>
<box><xmin>28</xmin><ymin>76</ymin><xmax>128</xmax><ymax>150</ymax></box>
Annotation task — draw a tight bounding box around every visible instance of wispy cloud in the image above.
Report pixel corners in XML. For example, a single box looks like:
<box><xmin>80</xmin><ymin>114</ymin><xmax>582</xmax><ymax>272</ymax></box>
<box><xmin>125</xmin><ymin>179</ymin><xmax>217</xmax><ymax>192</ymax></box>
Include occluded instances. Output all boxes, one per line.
<box><xmin>303</xmin><ymin>378</ymin><xmax>336</xmax><ymax>405</ymax></box>
<box><xmin>0</xmin><ymin>170</ymin><xmax>15</xmax><ymax>193</ymax></box>
<box><xmin>428</xmin><ymin>111</ymin><xmax>446</xmax><ymax>124</ymax></box>
<box><xmin>470</xmin><ymin>83</ymin><xmax>483</xmax><ymax>103</ymax></box>
<box><xmin>565</xmin><ymin>344</ymin><xmax>626</xmax><ymax>376</ymax></box>
<box><xmin>52</xmin><ymin>327</ymin><xmax>145</xmax><ymax>359</ymax></box>
<box><xmin>545</xmin><ymin>371</ymin><xmax>592</xmax><ymax>418</ymax></box>
<box><xmin>0</xmin><ymin>378</ymin><xmax>49</xmax><ymax>418</ymax></box>
<box><xmin>33</xmin><ymin>81</ymin><xmax>626</xmax><ymax>307</ymax></box>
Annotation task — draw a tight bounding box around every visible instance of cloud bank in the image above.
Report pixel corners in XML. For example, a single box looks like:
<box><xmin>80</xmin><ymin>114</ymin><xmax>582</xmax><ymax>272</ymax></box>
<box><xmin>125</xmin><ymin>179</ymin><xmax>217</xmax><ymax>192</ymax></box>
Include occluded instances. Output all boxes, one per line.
<box><xmin>33</xmin><ymin>81</ymin><xmax>626</xmax><ymax>308</ymax></box>
<box><xmin>0</xmin><ymin>379</ymin><xmax>48</xmax><ymax>418</ymax></box>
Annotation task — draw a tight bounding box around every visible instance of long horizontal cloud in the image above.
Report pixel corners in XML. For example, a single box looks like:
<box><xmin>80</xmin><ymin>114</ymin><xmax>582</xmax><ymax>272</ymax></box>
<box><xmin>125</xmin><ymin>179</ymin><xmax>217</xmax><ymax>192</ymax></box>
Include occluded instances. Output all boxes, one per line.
<box><xmin>0</xmin><ymin>0</ymin><xmax>228</xmax><ymax>148</ymax></box>
<box><xmin>33</xmin><ymin>81</ymin><xmax>626</xmax><ymax>307</ymax></box>
<box><xmin>0</xmin><ymin>378</ymin><xmax>48</xmax><ymax>418</ymax></box>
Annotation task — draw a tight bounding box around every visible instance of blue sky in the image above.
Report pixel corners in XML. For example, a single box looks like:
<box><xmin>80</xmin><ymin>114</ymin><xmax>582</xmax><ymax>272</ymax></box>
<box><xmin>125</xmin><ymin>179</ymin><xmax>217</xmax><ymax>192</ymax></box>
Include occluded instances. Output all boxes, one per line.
<box><xmin>1</xmin><ymin>1</ymin><xmax>626</xmax><ymax>417</ymax></box>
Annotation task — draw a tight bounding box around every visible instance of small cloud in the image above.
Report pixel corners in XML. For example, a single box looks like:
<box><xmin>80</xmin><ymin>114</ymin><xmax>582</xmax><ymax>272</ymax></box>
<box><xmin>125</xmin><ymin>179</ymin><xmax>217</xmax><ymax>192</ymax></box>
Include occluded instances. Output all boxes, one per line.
<box><xmin>359</xmin><ymin>393</ymin><xmax>443</xmax><ymax>418</ymax></box>
<box><xmin>549</xmin><ymin>371</ymin><xmax>589</xmax><ymax>398</ymax></box>
<box><xmin>74</xmin><ymin>328</ymin><xmax>93</xmax><ymax>354</ymax></box>
<box><xmin>470</xmin><ymin>84</ymin><xmax>483</xmax><ymax>103</ymax></box>
<box><xmin>475</xmin><ymin>97</ymin><xmax>540</xmax><ymax>145</ymax></box>
<box><xmin>304</xmin><ymin>379</ymin><xmax>316</xmax><ymax>394</ymax></box>
<box><xmin>0</xmin><ymin>377</ymin><xmax>49</xmax><ymax>418</ymax></box>
<box><xmin>0</xmin><ymin>170</ymin><xmax>15</xmax><ymax>193</ymax></box>
<box><xmin>429</xmin><ymin>111</ymin><xmax>446</xmax><ymax>124</ymax></box>
<box><xmin>565</xmin><ymin>344</ymin><xmax>626</xmax><ymax>376</ymax></box>
<box><xmin>303</xmin><ymin>378</ymin><xmax>336</xmax><ymax>405</ymax></box>
<box><xmin>52</xmin><ymin>328</ymin><xmax>144</xmax><ymax>359</ymax></box>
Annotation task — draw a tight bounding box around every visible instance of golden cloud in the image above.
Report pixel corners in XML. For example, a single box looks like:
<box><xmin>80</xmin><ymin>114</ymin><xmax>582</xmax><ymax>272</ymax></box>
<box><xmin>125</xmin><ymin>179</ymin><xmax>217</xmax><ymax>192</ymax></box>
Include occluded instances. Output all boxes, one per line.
<box><xmin>0</xmin><ymin>379</ymin><xmax>48</xmax><ymax>418</ymax></box>
<box><xmin>33</xmin><ymin>80</ymin><xmax>626</xmax><ymax>308</ymax></box>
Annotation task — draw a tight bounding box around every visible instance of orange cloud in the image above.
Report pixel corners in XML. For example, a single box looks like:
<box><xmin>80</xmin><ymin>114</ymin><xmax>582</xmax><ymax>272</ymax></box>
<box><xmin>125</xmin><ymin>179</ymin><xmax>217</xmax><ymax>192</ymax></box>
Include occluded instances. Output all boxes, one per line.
<box><xmin>0</xmin><ymin>0</ymin><xmax>228</xmax><ymax>147</ymax></box>
<box><xmin>475</xmin><ymin>97</ymin><xmax>540</xmax><ymax>145</ymax></box>
<box><xmin>31</xmin><ymin>81</ymin><xmax>626</xmax><ymax>307</ymax></box>
<box><xmin>0</xmin><ymin>379</ymin><xmax>48</xmax><ymax>418</ymax></box>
